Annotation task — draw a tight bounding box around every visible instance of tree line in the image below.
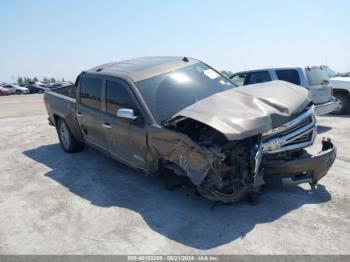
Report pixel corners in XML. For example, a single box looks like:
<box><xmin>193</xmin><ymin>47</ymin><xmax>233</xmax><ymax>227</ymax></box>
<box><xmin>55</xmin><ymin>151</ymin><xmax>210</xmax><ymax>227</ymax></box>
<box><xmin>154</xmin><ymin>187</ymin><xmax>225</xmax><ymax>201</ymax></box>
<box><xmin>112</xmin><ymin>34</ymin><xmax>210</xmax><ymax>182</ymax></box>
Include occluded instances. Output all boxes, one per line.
<box><xmin>17</xmin><ymin>76</ymin><xmax>65</xmax><ymax>85</ymax></box>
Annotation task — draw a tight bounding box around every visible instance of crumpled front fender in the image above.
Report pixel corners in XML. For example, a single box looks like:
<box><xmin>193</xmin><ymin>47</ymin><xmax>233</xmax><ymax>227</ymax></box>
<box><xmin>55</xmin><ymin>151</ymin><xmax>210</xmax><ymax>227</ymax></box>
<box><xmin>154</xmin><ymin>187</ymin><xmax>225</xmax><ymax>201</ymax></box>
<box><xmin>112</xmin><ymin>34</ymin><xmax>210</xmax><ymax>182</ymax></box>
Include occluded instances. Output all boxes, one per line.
<box><xmin>147</xmin><ymin>126</ymin><xmax>215</xmax><ymax>185</ymax></box>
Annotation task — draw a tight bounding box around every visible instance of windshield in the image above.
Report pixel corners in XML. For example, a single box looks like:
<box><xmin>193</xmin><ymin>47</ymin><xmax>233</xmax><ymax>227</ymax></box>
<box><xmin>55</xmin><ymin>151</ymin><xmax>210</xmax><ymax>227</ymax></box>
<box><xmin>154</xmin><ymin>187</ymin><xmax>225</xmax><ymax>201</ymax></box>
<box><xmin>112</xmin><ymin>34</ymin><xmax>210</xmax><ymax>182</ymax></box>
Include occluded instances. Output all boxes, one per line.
<box><xmin>136</xmin><ymin>62</ymin><xmax>234</xmax><ymax>124</ymax></box>
<box><xmin>322</xmin><ymin>66</ymin><xmax>337</xmax><ymax>78</ymax></box>
<box><xmin>306</xmin><ymin>67</ymin><xmax>329</xmax><ymax>86</ymax></box>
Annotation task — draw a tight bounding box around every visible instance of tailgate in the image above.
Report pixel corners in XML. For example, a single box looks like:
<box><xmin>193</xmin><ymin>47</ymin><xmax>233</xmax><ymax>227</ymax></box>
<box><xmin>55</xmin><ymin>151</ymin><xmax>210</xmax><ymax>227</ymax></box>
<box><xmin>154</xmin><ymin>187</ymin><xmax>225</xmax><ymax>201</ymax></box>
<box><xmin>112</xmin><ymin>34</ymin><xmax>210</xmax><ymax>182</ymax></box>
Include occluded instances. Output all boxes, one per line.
<box><xmin>43</xmin><ymin>86</ymin><xmax>83</xmax><ymax>142</ymax></box>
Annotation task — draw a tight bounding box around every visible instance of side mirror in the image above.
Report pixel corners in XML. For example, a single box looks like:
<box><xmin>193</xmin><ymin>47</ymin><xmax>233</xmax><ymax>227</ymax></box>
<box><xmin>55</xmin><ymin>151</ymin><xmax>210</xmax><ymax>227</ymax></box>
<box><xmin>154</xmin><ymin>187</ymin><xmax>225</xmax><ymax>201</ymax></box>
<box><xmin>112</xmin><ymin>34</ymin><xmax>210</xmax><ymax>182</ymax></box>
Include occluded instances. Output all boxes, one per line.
<box><xmin>117</xmin><ymin>108</ymin><xmax>138</xmax><ymax>121</ymax></box>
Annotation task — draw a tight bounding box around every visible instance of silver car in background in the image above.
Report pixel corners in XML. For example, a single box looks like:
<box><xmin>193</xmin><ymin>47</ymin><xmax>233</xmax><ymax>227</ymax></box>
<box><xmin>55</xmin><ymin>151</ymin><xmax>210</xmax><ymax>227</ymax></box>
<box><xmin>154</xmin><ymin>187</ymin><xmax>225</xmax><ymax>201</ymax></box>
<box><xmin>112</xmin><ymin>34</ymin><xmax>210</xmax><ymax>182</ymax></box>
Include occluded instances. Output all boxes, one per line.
<box><xmin>229</xmin><ymin>66</ymin><xmax>340</xmax><ymax>116</ymax></box>
<box><xmin>0</xmin><ymin>83</ymin><xmax>29</xmax><ymax>95</ymax></box>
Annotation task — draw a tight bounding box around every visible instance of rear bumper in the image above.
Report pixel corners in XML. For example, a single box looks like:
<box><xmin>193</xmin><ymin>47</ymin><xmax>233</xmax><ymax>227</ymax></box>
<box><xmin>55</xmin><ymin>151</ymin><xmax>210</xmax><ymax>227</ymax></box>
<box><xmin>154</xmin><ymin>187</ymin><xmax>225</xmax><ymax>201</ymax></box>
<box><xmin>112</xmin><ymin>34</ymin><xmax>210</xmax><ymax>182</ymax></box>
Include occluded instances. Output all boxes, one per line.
<box><xmin>314</xmin><ymin>99</ymin><xmax>341</xmax><ymax>116</ymax></box>
<box><xmin>262</xmin><ymin>140</ymin><xmax>336</xmax><ymax>185</ymax></box>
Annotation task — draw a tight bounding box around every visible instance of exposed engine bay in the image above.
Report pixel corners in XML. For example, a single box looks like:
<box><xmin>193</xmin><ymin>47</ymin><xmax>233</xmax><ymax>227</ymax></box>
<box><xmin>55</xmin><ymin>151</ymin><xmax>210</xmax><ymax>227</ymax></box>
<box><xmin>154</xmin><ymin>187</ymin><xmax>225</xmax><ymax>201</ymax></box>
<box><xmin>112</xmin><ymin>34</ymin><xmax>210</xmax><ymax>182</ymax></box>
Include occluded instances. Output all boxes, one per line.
<box><xmin>165</xmin><ymin>117</ymin><xmax>264</xmax><ymax>203</ymax></box>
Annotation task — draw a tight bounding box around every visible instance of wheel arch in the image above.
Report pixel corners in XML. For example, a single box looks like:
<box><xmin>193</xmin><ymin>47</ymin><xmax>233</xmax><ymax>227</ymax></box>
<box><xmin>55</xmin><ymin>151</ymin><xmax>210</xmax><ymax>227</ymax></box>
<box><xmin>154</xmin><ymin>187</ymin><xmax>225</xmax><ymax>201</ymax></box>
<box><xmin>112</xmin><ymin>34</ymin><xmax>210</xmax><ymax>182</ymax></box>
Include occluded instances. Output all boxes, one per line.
<box><xmin>333</xmin><ymin>88</ymin><xmax>350</xmax><ymax>96</ymax></box>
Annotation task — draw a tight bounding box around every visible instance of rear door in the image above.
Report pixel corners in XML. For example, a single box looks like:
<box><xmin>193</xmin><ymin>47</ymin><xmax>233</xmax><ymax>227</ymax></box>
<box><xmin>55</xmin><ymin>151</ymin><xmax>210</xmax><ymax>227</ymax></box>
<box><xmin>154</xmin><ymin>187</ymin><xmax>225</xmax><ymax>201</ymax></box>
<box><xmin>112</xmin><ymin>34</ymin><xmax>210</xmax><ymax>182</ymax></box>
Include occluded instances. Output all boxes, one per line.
<box><xmin>103</xmin><ymin>79</ymin><xmax>148</xmax><ymax>168</ymax></box>
<box><xmin>304</xmin><ymin>67</ymin><xmax>332</xmax><ymax>104</ymax></box>
<box><xmin>76</xmin><ymin>76</ymin><xmax>109</xmax><ymax>151</ymax></box>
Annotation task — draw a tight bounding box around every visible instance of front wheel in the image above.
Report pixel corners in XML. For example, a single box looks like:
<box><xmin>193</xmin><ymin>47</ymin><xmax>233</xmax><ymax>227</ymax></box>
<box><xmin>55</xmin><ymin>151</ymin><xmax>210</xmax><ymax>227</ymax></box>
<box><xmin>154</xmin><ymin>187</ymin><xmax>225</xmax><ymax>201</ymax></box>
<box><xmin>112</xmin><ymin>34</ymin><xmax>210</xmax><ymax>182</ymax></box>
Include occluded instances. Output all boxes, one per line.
<box><xmin>57</xmin><ymin>118</ymin><xmax>84</xmax><ymax>153</ymax></box>
<box><xmin>332</xmin><ymin>93</ymin><xmax>349</xmax><ymax>115</ymax></box>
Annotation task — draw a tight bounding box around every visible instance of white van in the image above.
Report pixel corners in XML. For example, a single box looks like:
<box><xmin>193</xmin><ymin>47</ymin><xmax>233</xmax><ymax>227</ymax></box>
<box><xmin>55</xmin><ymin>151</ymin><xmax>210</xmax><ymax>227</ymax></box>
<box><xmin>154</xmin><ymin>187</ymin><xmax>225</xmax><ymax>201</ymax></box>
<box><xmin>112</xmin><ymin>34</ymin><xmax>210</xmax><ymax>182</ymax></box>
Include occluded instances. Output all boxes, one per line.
<box><xmin>230</xmin><ymin>66</ymin><xmax>339</xmax><ymax>115</ymax></box>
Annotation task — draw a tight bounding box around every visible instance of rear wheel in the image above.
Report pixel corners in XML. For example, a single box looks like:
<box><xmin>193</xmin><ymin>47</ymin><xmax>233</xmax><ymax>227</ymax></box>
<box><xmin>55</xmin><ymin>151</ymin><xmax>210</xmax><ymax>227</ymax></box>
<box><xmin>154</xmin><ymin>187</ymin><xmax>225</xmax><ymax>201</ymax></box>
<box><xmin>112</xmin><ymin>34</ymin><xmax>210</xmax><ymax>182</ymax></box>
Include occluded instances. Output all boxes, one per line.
<box><xmin>57</xmin><ymin>118</ymin><xmax>84</xmax><ymax>153</ymax></box>
<box><xmin>332</xmin><ymin>93</ymin><xmax>349</xmax><ymax>115</ymax></box>
<box><xmin>16</xmin><ymin>90</ymin><xmax>22</xmax><ymax>95</ymax></box>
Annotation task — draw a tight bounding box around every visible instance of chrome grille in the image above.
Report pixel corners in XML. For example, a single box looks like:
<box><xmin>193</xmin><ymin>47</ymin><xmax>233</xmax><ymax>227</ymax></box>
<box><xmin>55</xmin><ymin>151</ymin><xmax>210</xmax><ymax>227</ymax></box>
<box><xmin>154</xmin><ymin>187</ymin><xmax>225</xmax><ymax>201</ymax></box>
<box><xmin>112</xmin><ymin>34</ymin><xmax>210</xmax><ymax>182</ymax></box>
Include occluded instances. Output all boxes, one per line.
<box><xmin>262</xmin><ymin>106</ymin><xmax>316</xmax><ymax>153</ymax></box>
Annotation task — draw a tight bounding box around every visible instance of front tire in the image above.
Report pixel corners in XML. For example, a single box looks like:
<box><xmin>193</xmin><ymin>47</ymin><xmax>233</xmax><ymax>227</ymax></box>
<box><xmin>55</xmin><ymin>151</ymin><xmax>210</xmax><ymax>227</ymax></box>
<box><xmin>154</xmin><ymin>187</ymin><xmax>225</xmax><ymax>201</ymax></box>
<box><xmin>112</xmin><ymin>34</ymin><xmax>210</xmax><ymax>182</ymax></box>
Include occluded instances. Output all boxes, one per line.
<box><xmin>57</xmin><ymin>118</ymin><xmax>84</xmax><ymax>153</ymax></box>
<box><xmin>332</xmin><ymin>93</ymin><xmax>349</xmax><ymax>115</ymax></box>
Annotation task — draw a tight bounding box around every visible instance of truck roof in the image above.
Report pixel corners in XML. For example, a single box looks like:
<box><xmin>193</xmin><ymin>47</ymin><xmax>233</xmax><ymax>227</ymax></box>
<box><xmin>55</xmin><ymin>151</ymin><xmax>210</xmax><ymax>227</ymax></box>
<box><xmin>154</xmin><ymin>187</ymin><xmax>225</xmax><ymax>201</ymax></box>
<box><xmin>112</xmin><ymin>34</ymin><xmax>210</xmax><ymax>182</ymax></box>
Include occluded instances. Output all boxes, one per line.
<box><xmin>85</xmin><ymin>56</ymin><xmax>200</xmax><ymax>82</ymax></box>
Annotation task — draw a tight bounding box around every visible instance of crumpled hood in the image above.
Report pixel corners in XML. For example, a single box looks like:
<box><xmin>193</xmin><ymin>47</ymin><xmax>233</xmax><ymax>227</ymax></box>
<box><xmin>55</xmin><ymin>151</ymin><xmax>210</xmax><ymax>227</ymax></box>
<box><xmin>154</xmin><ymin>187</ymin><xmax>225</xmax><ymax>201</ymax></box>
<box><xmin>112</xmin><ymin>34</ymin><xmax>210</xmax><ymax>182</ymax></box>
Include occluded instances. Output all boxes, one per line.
<box><xmin>171</xmin><ymin>80</ymin><xmax>311</xmax><ymax>140</ymax></box>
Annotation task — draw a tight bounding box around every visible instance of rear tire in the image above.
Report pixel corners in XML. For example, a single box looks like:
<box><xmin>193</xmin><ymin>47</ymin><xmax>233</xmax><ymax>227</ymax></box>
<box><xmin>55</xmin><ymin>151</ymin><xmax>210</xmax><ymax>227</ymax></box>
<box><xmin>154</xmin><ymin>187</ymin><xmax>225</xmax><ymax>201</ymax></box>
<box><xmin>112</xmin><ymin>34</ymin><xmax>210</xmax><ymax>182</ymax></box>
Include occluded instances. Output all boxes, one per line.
<box><xmin>57</xmin><ymin>118</ymin><xmax>84</xmax><ymax>153</ymax></box>
<box><xmin>332</xmin><ymin>93</ymin><xmax>349</xmax><ymax>115</ymax></box>
<box><xmin>16</xmin><ymin>90</ymin><xmax>22</xmax><ymax>95</ymax></box>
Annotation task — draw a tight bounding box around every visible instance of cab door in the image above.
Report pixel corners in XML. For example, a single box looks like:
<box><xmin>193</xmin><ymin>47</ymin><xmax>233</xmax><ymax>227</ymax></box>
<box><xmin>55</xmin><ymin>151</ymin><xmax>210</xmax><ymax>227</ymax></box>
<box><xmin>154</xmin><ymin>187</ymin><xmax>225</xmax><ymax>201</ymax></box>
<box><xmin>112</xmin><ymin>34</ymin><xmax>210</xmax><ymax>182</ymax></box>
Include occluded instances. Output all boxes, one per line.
<box><xmin>76</xmin><ymin>76</ymin><xmax>109</xmax><ymax>152</ymax></box>
<box><xmin>102</xmin><ymin>79</ymin><xmax>148</xmax><ymax>168</ymax></box>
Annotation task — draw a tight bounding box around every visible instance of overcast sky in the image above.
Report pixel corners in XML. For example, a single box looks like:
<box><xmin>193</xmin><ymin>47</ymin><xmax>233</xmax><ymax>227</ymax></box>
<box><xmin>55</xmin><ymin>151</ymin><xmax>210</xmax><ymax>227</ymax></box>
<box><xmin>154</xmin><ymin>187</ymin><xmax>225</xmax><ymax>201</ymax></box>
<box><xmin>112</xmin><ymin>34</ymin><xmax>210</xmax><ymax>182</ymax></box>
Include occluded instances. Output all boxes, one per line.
<box><xmin>0</xmin><ymin>0</ymin><xmax>349</xmax><ymax>82</ymax></box>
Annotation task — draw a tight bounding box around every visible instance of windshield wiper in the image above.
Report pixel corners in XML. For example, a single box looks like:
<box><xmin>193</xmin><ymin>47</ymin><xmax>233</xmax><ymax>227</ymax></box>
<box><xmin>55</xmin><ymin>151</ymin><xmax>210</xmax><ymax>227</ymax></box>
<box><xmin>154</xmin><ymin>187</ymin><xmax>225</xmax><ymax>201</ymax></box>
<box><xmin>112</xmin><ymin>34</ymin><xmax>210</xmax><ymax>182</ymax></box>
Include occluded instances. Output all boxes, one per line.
<box><xmin>161</xmin><ymin>116</ymin><xmax>186</xmax><ymax>126</ymax></box>
<box><xmin>160</xmin><ymin>118</ymin><xmax>170</xmax><ymax>126</ymax></box>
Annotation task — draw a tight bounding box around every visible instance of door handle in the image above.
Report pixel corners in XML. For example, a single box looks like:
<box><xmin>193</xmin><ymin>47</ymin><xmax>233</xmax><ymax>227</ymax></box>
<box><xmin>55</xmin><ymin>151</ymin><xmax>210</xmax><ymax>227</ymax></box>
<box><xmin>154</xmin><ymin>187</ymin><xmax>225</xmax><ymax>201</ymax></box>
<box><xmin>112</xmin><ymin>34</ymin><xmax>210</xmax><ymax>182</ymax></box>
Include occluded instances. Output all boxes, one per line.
<box><xmin>102</xmin><ymin>123</ymin><xmax>112</xmax><ymax>129</ymax></box>
<box><xmin>76</xmin><ymin>112</ymin><xmax>83</xmax><ymax>117</ymax></box>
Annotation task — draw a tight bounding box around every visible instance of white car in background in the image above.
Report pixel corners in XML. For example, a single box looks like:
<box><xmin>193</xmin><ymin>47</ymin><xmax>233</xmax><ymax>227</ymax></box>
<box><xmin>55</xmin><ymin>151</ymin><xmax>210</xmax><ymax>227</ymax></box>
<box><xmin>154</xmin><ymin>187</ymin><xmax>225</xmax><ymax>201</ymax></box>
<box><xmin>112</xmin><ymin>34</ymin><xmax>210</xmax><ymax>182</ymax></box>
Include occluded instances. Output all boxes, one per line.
<box><xmin>229</xmin><ymin>66</ymin><xmax>340</xmax><ymax>116</ymax></box>
<box><xmin>1</xmin><ymin>83</ymin><xmax>29</xmax><ymax>95</ymax></box>
<box><xmin>321</xmin><ymin>65</ymin><xmax>350</xmax><ymax>114</ymax></box>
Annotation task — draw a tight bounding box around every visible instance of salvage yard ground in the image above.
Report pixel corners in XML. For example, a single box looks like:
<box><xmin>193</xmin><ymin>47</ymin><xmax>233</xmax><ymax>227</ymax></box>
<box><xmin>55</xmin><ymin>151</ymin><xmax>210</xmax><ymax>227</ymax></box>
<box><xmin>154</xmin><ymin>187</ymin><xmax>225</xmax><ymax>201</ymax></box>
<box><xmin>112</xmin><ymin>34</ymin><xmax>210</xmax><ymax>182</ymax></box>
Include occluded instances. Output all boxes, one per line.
<box><xmin>0</xmin><ymin>94</ymin><xmax>349</xmax><ymax>254</ymax></box>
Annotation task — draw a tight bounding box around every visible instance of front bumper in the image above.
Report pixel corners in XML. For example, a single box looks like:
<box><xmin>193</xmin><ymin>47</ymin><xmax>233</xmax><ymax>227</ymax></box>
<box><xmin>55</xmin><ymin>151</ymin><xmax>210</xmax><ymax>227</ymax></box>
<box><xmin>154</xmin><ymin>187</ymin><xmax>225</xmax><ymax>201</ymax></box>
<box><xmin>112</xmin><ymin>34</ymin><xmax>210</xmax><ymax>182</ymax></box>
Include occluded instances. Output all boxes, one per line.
<box><xmin>314</xmin><ymin>99</ymin><xmax>341</xmax><ymax>116</ymax></box>
<box><xmin>262</xmin><ymin>140</ymin><xmax>336</xmax><ymax>185</ymax></box>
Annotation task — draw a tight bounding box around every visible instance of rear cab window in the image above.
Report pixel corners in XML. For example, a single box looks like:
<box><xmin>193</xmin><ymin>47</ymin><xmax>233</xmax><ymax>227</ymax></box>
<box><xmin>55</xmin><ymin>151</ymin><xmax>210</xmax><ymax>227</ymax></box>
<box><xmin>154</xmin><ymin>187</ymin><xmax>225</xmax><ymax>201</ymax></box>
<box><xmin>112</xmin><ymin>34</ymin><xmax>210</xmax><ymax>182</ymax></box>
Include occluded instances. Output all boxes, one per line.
<box><xmin>79</xmin><ymin>77</ymin><xmax>103</xmax><ymax>109</ymax></box>
<box><xmin>276</xmin><ymin>69</ymin><xmax>301</xmax><ymax>85</ymax></box>
<box><xmin>305</xmin><ymin>67</ymin><xmax>329</xmax><ymax>86</ymax></box>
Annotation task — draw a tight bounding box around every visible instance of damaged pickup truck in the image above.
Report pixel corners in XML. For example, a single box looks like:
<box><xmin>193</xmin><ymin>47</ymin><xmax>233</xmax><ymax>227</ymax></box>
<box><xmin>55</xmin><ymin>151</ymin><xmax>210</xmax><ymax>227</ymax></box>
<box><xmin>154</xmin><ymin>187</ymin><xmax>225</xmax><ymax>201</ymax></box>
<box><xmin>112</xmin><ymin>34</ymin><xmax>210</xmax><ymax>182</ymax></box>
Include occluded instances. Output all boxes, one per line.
<box><xmin>43</xmin><ymin>56</ymin><xmax>337</xmax><ymax>202</ymax></box>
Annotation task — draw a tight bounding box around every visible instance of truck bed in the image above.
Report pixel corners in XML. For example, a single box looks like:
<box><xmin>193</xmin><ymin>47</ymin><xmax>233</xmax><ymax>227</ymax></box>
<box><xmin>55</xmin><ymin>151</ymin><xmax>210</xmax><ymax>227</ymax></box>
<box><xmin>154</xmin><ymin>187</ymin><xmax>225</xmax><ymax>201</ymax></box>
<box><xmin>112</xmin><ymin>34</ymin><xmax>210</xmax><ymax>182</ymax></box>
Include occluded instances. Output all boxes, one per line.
<box><xmin>51</xmin><ymin>84</ymin><xmax>77</xmax><ymax>99</ymax></box>
<box><xmin>43</xmin><ymin>85</ymin><xmax>83</xmax><ymax>142</ymax></box>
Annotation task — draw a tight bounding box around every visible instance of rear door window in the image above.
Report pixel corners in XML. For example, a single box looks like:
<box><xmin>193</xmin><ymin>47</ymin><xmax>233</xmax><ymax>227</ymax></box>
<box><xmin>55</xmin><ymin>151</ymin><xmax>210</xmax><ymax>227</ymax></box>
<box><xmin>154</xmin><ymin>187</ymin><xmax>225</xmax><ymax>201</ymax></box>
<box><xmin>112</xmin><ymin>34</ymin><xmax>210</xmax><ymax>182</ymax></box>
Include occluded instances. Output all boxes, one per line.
<box><xmin>80</xmin><ymin>77</ymin><xmax>103</xmax><ymax>109</ymax></box>
<box><xmin>245</xmin><ymin>71</ymin><xmax>271</xmax><ymax>85</ymax></box>
<box><xmin>276</xmin><ymin>69</ymin><xmax>301</xmax><ymax>85</ymax></box>
<box><xmin>306</xmin><ymin>67</ymin><xmax>329</xmax><ymax>86</ymax></box>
